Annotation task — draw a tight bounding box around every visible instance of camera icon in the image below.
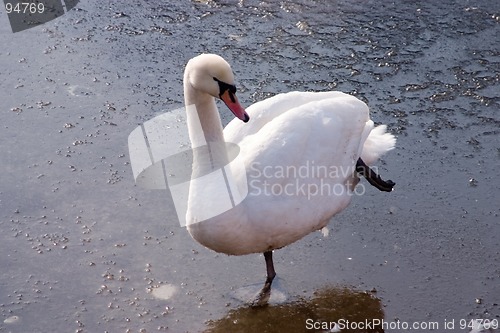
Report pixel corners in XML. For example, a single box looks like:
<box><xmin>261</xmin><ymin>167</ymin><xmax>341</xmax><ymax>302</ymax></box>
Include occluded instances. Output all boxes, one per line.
<box><xmin>128</xmin><ymin>106</ymin><xmax>248</xmax><ymax>227</ymax></box>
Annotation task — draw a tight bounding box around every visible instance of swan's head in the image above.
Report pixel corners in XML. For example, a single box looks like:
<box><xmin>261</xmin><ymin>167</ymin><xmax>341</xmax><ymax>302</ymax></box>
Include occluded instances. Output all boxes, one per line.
<box><xmin>185</xmin><ymin>54</ymin><xmax>249</xmax><ymax>122</ymax></box>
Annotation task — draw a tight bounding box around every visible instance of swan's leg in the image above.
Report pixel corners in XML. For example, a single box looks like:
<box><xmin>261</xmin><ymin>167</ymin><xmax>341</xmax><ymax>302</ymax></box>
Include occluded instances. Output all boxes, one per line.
<box><xmin>356</xmin><ymin>158</ymin><xmax>395</xmax><ymax>192</ymax></box>
<box><xmin>264</xmin><ymin>251</ymin><xmax>276</xmax><ymax>287</ymax></box>
<box><xmin>233</xmin><ymin>251</ymin><xmax>286</xmax><ymax>306</ymax></box>
<box><xmin>253</xmin><ymin>251</ymin><xmax>276</xmax><ymax>306</ymax></box>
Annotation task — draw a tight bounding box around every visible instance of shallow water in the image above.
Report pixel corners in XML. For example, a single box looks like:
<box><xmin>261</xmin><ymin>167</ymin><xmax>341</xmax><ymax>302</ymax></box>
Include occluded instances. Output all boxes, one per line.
<box><xmin>0</xmin><ymin>0</ymin><xmax>499</xmax><ymax>332</ymax></box>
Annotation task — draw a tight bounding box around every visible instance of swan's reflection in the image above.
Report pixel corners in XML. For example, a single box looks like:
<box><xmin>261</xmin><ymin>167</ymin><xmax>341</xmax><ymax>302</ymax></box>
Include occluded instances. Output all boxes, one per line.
<box><xmin>206</xmin><ymin>286</ymin><xmax>384</xmax><ymax>333</ymax></box>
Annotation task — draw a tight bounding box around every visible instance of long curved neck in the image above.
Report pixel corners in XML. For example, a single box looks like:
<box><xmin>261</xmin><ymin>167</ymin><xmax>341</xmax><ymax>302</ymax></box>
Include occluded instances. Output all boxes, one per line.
<box><xmin>184</xmin><ymin>80</ymin><xmax>225</xmax><ymax>148</ymax></box>
<box><xmin>184</xmin><ymin>78</ymin><xmax>230</xmax><ymax>183</ymax></box>
<box><xmin>183</xmin><ymin>70</ymin><xmax>246</xmax><ymax>225</ymax></box>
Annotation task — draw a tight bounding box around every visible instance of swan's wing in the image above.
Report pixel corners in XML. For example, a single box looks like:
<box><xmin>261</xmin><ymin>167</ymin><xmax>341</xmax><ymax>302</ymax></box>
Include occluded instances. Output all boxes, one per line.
<box><xmin>234</xmin><ymin>93</ymin><xmax>371</xmax><ymax>226</ymax></box>
<box><xmin>224</xmin><ymin>91</ymin><xmax>349</xmax><ymax>143</ymax></box>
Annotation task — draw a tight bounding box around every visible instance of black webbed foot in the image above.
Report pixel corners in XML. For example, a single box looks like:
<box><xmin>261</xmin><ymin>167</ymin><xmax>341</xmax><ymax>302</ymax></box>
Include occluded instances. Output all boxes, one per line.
<box><xmin>356</xmin><ymin>158</ymin><xmax>395</xmax><ymax>192</ymax></box>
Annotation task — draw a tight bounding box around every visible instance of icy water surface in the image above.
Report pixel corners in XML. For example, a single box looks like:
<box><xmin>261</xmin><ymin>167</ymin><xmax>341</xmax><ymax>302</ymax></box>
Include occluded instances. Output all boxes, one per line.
<box><xmin>1</xmin><ymin>0</ymin><xmax>499</xmax><ymax>332</ymax></box>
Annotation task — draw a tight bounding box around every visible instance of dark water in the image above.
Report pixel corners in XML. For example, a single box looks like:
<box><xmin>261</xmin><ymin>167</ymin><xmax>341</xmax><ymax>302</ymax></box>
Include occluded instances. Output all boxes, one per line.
<box><xmin>0</xmin><ymin>1</ymin><xmax>499</xmax><ymax>332</ymax></box>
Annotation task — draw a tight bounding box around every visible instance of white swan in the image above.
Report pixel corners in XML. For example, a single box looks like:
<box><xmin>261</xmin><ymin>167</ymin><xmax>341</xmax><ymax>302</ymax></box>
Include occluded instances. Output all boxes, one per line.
<box><xmin>183</xmin><ymin>54</ymin><xmax>396</xmax><ymax>302</ymax></box>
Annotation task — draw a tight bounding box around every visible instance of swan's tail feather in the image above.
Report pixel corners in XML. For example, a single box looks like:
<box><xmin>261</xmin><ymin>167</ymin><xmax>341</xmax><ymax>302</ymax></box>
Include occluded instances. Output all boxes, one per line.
<box><xmin>361</xmin><ymin>125</ymin><xmax>396</xmax><ymax>165</ymax></box>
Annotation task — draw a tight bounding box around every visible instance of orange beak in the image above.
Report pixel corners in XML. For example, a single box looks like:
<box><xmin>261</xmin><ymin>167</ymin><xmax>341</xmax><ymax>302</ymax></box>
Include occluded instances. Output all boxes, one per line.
<box><xmin>220</xmin><ymin>90</ymin><xmax>250</xmax><ymax>123</ymax></box>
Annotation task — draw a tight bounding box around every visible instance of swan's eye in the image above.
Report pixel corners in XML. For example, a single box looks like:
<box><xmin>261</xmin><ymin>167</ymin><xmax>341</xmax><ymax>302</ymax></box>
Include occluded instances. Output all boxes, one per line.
<box><xmin>213</xmin><ymin>77</ymin><xmax>237</xmax><ymax>101</ymax></box>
